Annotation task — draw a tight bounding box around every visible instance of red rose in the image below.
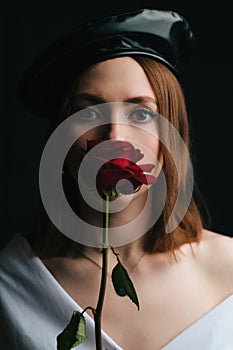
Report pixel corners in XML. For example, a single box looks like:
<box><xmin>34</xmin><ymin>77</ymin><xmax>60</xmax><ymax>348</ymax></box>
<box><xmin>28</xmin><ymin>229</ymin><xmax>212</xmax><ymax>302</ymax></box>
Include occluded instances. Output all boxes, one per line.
<box><xmin>84</xmin><ymin>140</ymin><xmax>157</xmax><ymax>195</ymax></box>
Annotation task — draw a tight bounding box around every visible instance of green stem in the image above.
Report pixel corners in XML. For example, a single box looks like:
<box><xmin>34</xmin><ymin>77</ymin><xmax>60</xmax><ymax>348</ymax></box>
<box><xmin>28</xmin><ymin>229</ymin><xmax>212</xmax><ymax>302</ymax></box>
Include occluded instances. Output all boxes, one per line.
<box><xmin>94</xmin><ymin>193</ymin><xmax>110</xmax><ymax>350</ymax></box>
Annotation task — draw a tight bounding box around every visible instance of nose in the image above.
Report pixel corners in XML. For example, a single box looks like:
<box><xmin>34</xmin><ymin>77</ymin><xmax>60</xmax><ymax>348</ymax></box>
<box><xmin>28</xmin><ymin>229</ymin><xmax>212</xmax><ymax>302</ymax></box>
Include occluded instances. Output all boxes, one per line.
<box><xmin>100</xmin><ymin>106</ymin><xmax>128</xmax><ymax>140</ymax></box>
<box><xmin>108</xmin><ymin>122</ymin><xmax>125</xmax><ymax>140</ymax></box>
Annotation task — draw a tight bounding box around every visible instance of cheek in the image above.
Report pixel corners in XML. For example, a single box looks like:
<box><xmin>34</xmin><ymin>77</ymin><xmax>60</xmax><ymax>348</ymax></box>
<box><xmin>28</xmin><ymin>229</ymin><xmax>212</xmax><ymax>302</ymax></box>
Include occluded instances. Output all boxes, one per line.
<box><xmin>144</xmin><ymin>136</ymin><xmax>160</xmax><ymax>158</ymax></box>
<box><xmin>132</xmin><ymin>129</ymin><xmax>160</xmax><ymax>159</ymax></box>
<box><xmin>75</xmin><ymin>125</ymin><xmax>106</xmax><ymax>146</ymax></box>
<box><xmin>71</xmin><ymin>127</ymin><xmax>100</xmax><ymax>150</ymax></box>
<box><xmin>65</xmin><ymin>140</ymin><xmax>82</xmax><ymax>180</ymax></box>
<box><xmin>65</xmin><ymin>127</ymin><xmax>104</xmax><ymax>179</ymax></box>
<box><xmin>136</xmin><ymin>134</ymin><xmax>163</xmax><ymax>178</ymax></box>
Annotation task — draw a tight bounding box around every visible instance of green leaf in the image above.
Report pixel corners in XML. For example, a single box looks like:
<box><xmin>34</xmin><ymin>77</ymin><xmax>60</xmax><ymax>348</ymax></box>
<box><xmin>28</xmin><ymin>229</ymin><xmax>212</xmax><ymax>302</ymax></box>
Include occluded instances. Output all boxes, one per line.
<box><xmin>57</xmin><ymin>311</ymin><xmax>87</xmax><ymax>350</ymax></box>
<box><xmin>111</xmin><ymin>261</ymin><xmax>140</xmax><ymax>310</ymax></box>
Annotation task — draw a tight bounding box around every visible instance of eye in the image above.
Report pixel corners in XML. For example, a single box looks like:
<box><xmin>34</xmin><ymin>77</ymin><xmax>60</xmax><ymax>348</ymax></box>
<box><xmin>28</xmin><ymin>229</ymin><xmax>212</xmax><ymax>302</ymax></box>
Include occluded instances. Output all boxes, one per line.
<box><xmin>72</xmin><ymin>107</ymin><xmax>100</xmax><ymax>121</ymax></box>
<box><xmin>128</xmin><ymin>107</ymin><xmax>157</xmax><ymax>123</ymax></box>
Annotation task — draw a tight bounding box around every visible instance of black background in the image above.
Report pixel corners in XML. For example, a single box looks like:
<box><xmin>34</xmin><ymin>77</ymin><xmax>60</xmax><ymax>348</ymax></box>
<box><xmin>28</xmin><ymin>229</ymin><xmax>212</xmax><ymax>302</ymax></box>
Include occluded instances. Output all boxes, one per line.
<box><xmin>1</xmin><ymin>0</ymin><xmax>232</xmax><ymax>247</ymax></box>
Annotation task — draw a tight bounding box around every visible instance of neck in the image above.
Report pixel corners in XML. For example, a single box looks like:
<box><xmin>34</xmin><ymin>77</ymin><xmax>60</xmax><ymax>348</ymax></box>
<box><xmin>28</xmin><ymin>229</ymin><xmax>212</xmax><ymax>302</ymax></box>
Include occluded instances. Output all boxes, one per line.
<box><xmin>74</xmin><ymin>187</ymin><xmax>154</xmax><ymax>249</ymax></box>
<box><xmin>80</xmin><ymin>236</ymin><xmax>147</xmax><ymax>275</ymax></box>
<box><xmin>76</xmin><ymin>188</ymin><xmax>150</xmax><ymax>271</ymax></box>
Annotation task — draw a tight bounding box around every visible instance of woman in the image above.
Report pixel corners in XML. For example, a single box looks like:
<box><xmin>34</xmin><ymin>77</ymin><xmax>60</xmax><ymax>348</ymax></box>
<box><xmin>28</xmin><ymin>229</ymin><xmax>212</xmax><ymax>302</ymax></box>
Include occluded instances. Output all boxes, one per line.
<box><xmin>1</xmin><ymin>8</ymin><xmax>233</xmax><ymax>350</ymax></box>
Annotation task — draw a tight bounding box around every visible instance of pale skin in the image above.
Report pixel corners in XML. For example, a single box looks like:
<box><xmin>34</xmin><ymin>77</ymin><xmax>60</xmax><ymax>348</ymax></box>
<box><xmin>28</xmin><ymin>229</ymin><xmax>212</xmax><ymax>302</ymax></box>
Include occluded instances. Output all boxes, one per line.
<box><xmin>43</xmin><ymin>57</ymin><xmax>233</xmax><ymax>349</ymax></box>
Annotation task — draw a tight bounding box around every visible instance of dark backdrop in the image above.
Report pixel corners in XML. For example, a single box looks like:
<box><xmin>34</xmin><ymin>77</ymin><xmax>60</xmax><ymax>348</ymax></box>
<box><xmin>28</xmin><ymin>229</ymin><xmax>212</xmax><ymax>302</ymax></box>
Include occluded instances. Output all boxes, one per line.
<box><xmin>1</xmin><ymin>0</ymin><xmax>232</xmax><ymax>247</ymax></box>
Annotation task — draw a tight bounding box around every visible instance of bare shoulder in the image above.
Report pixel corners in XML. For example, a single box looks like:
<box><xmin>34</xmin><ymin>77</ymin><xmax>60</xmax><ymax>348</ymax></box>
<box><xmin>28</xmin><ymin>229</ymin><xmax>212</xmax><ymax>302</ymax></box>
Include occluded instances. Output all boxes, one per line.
<box><xmin>197</xmin><ymin>229</ymin><xmax>233</xmax><ymax>293</ymax></box>
<box><xmin>200</xmin><ymin>228</ymin><xmax>233</xmax><ymax>255</ymax></box>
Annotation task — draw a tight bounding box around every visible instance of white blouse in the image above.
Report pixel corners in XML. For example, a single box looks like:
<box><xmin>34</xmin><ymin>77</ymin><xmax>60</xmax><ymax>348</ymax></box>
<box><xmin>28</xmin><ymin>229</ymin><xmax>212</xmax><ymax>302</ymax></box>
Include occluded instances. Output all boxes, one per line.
<box><xmin>0</xmin><ymin>235</ymin><xmax>233</xmax><ymax>350</ymax></box>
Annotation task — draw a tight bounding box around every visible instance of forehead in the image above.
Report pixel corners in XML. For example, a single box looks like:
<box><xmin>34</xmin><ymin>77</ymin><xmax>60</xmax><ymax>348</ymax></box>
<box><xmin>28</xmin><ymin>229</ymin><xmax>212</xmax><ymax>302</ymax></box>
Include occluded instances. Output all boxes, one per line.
<box><xmin>73</xmin><ymin>57</ymin><xmax>155</xmax><ymax>102</ymax></box>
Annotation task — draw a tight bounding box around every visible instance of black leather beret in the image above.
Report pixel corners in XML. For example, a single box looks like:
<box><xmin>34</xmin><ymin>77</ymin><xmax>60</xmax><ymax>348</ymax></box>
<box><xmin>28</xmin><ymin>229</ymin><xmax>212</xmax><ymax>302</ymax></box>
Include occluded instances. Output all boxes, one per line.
<box><xmin>17</xmin><ymin>8</ymin><xmax>195</xmax><ymax>119</ymax></box>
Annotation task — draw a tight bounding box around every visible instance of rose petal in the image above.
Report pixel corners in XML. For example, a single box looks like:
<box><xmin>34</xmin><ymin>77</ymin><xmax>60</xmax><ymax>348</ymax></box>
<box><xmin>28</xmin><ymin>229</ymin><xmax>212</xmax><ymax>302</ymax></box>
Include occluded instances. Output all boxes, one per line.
<box><xmin>97</xmin><ymin>167</ymin><xmax>131</xmax><ymax>190</ymax></box>
<box><xmin>109</xmin><ymin>158</ymin><xmax>132</xmax><ymax>168</ymax></box>
<box><xmin>84</xmin><ymin>139</ymin><xmax>157</xmax><ymax>192</ymax></box>
<box><xmin>138</xmin><ymin>163</ymin><xmax>155</xmax><ymax>172</ymax></box>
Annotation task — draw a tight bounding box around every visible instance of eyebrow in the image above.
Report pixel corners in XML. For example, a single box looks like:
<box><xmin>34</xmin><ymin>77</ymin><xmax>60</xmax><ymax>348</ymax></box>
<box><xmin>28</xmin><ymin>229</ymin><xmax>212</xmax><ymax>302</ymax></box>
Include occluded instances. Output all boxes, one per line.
<box><xmin>71</xmin><ymin>92</ymin><xmax>157</xmax><ymax>105</ymax></box>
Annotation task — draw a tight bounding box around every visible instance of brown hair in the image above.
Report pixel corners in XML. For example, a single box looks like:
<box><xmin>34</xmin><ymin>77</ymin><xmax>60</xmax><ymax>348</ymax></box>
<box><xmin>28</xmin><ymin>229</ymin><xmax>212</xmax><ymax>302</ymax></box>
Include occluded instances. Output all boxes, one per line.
<box><xmin>28</xmin><ymin>56</ymin><xmax>203</xmax><ymax>259</ymax></box>
<box><xmin>133</xmin><ymin>57</ymin><xmax>203</xmax><ymax>255</ymax></box>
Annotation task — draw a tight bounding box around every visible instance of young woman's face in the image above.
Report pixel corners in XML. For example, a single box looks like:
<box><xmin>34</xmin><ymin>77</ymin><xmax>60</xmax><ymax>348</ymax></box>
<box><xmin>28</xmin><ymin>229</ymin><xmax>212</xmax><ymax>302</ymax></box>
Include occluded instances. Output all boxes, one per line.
<box><xmin>66</xmin><ymin>57</ymin><xmax>162</xmax><ymax>198</ymax></box>
<box><xmin>71</xmin><ymin>56</ymin><xmax>160</xmax><ymax>156</ymax></box>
